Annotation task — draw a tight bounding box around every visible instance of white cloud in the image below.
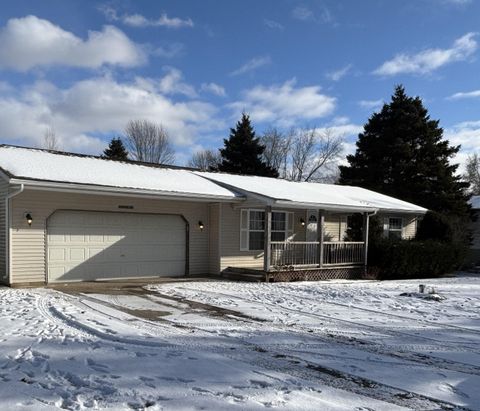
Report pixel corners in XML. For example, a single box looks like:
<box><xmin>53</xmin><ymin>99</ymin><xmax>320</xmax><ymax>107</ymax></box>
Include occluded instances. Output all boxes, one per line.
<box><xmin>326</xmin><ymin>64</ymin><xmax>352</xmax><ymax>81</ymax></box>
<box><xmin>292</xmin><ymin>5</ymin><xmax>333</xmax><ymax>24</ymax></box>
<box><xmin>445</xmin><ymin>120</ymin><xmax>480</xmax><ymax>173</ymax></box>
<box><xmin>156</xmin><ymin>68</ymin><xmax>197</xmax><ymax>97</ymax></box>
<box><xmin>100</xmin><ymin>5</ymin><xmax>193</xmax><ymax>28</ymax></box>
<box><xmin>0</xmin><ymin>73</ymin><xmax>221</xmax><ymax>154</ymax></box>
<box><xmin>230</xmin><ymin>56</ymin><xmax>271</xmax><ymax>76</ymax></box>
<box><xmin>230</xmin><ymin>79</ymin><xmax>336</xmax><ymax>127</ymax></box>
<box><xmin>448</xmin><ymin>89</ymin><xmax>480</xmax><ymax>100</ymax></box>
<box><xmin>200</xmin><ymin>82</ymin><xmax>226</xmax><ymax>97</ymax></box>
<box><xmin>292</xmin><ymin>6</ymin><xmax>315</xmax><ymax>21</ymax></box>
<box><xmin>264</xmin><ymin>19</ymin><xmax>284</xmax><ymax>30</ymax></box>
<box><xmin>154</xmin><ymin>43</ymin><xmax>185</xmax><ymax>58</ymax></box>
<box><xmin>373</xmin><ymin>32</ymin><xmax>478</xmax><ymax>76</ymax></box>
<box><xmin>0</xmin><ymin>15</ymin><xmax>145</xmax><ymax>71</ymax></box>
<box><xmin>358</xmin><ymin>99</ymin><xmax>384</xmax><ymax>110</ymax></box>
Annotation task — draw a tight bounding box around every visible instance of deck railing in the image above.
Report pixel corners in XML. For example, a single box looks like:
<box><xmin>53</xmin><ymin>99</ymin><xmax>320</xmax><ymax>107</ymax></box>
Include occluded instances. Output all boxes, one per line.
<box><xmin>270</xmin><ymin>241</ymin><xmax>365</xmax><ymax>268</ymax></box>
<box><xmin>323</xmin><ymin>241</ymin><xmax>364</xmax><ymax>266</ymax></box>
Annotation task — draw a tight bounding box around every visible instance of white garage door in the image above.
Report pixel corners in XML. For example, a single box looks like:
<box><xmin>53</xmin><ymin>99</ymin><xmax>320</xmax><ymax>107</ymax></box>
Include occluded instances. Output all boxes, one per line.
<box><xmin>47</xmin><ymin>210</ymin><xmax>186</xmax><ymax>282</ymax></box>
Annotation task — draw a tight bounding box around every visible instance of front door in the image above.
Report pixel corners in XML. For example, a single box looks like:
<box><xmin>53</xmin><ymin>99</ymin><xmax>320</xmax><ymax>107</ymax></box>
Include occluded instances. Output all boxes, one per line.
<box><xmin>306</xmin><ymin>210</ymin><xmax>318</xmax><ymax>242</ymax></box>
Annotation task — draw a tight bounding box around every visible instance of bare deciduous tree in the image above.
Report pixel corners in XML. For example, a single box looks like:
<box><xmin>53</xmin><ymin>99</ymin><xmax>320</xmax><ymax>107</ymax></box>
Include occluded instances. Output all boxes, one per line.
<box><xmin>464</xmin><ymin>153</ymin><xmax>480</xmax><ymax>195</ymax></box>
<box><xmin>289</xmin><ymin>128</ymin><xmax>343</xmax><ymax>182</ymax></box>
<box><xmin>260</xmin><ymin>127</ymin><xmax>343</xmax><ymax>182</ymax></box>
<box><xmin>187</xmin><ymin>149</ymin><xmax>221</xmax><ymax>171</ymax></box>
<box><xmin>124</xmin><ymin>119</ymin><xmax>175</xmax><ymax>164</ymax></box>
<box><xmin>43</xmin><ymin>127</ymin><xmax>62</xmax><ymax>151</ymax></box>
<box><xmin>261</xmin><ymin>128</ymin><xmax>291</xmax><ymax>177</ymax></box>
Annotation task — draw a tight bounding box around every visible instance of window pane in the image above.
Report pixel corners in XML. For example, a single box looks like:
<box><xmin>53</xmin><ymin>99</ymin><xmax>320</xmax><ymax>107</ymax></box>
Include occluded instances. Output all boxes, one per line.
<box><xmin>389</xmin><ymin>218</ymin><xmax>402</xmax><ymax>230</ymax></box>
<box><xmin>272</xmin><ymin>212</ymin><xmax>286</xmax><ymax>231</ymax></box>
<box><xmin>271</xmin><ymin>231</ymin><xmax>286</xmax><ymax>241</ymax></box>
<box><xmin>249</xmin><ymin>211</ymin><xmax>265</xmax><ymax>230</ymax></box>
<box><xmin>249</xmin><ymin>232</ymin><xmax>264</xmax><ymax>250</ymax></box>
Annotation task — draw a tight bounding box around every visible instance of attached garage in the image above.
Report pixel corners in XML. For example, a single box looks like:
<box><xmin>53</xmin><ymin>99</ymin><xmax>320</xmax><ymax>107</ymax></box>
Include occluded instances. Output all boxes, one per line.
<box><xmin>47</xmin><ymin>211</ymin><xmax>187</xmax><ymax>282</ymax></box>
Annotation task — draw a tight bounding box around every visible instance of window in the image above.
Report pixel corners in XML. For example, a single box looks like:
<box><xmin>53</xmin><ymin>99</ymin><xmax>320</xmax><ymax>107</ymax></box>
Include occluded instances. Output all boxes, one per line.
<box><xmin>388</xmin><ymin>217</ymin><xmax>403</xmax><ymax>239</ymax></box>
<box><xmin>240</xmin><ymin>210</ymin><xmax>292</xmax><ymax>251</ymax></box>
<box><xmin>248</xmin><ymin>211</ymin><xmax>265</xmax><ymax>251</ymax></box>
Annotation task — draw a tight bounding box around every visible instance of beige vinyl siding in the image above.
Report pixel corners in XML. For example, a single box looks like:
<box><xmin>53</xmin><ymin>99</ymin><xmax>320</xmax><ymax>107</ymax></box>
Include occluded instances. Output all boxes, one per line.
<box><xmin>220</xmin><ymin>204</ymin><xmax>305</xmax><ymax>270</ymax></box>
<box><xmin>10</xmin><ymin>189</ymin><xmax>212</xmax><ymax>284</ymax></box>
<box><xmin>378</xmin><ymin>213</ymin><xmax>420</xmax><ymax>240</ymax></box>
<box><xmin>324</xmin><ymin>214</ymin><xmax>348</xmax><ymax>241</ymax></box>
<box><xmin>0</xmin><ymin>178</ymin><xmax>9</xmax><ymax>282</ymax></box>
<box><xmin>208</xmin><ymin>203</ymin><xmax>221</xmax><ymax>275</ymax></box>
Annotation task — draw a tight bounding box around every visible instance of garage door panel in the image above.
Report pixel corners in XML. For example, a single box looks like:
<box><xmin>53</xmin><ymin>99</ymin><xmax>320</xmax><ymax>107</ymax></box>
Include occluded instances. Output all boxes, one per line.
<box><xmin>47</xmin><ymin>211</ymin><xmax>187</xmax><ymax>282</ymax></box>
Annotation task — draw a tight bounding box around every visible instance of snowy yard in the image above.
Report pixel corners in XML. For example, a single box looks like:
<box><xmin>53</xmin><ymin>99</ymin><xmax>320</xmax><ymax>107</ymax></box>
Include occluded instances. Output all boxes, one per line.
<box><xmin>1</xmin><ymin>275</ymin><xmax>480</xmax><ymax>410</ymax></box>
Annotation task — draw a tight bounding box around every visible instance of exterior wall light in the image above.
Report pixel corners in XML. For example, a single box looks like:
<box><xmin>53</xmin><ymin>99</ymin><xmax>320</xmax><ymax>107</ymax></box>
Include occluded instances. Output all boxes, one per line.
<box><xmin>198</xmin><ymin>221</ymin><xmax>204</xmax><ymax>231</ymax></box>
<box><xmin>25</xmin><ymin>213</ymin><xmax>33</xmax><ymax>226</ymax></box>
<box><xmin>300</xmin><ymin>218</ymin><xmax>305</xmax><ymax>227</ymax></box>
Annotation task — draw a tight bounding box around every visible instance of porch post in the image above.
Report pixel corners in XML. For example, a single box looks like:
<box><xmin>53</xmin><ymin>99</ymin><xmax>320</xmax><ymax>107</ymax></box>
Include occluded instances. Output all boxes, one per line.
<box><xmin>318</xmin><ymin>210</ymin><xmax>325</xmax><ymax>268</ymax></box>
<box><xmin>363</xmin><ymin>212</ymin><xmax>370</xmax><ymax>274</ymax></box>
<box><xmin>263</xmin><ymin>206</ymin><xmax>272</xmax><ymax>272</ymax></box>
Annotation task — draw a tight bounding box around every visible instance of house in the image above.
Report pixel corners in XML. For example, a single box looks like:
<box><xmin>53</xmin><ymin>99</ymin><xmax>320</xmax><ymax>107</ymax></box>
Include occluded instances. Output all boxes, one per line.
<box><xmin>0</xmin><ymin>145</ymin><xmax>427</xmax><ymax>286</ymax></box>
<box><xmin>468</xmin><ymin>196</ymin><xmax>480</xmax><ymax>267</ymax></box>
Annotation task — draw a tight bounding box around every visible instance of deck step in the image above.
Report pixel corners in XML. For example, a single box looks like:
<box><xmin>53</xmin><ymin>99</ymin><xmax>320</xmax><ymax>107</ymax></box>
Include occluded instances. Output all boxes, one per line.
<box><xmin>221</xmin><ymin>268</ymin><xmax>265</xmax><ymax>282</ymax></box>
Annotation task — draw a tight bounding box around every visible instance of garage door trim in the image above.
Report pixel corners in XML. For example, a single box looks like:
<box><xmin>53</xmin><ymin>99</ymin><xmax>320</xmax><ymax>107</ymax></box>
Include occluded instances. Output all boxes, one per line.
<box><xmin>45</xmin><ymin>209</ymin><xmax>190</xmax><ymax>283</ymax></box>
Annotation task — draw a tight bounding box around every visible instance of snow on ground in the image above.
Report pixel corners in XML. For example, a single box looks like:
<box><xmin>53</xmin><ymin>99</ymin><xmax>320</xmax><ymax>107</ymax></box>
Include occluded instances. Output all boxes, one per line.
<box><xmin>1</xmin><ymin>275</ymin><xmax>479</xmax><ymax>410</ymax></box>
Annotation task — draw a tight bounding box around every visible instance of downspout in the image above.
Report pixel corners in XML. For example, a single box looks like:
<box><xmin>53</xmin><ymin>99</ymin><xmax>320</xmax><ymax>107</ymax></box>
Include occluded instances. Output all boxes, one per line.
<box><xmin>363</xmin><ymin>209</ymin><xmax>378</xmax><ymax>275</ymax></box>
<box><xmin>5</xmin><ymin>184</ymin><xmax>24</xmax><ymax>285</ymax></box>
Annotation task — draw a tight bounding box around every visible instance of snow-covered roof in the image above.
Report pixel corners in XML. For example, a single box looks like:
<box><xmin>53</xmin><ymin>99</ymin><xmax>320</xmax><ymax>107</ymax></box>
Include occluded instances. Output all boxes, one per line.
<box><xmin>0</xmin><ymin>145</ymin><xmax>427</xmax><ymax>213</ymax></box>
<box><xmin>0</xmin><ymin>145</ymin><xmax>239</xmax><ymax>200</ymax></box>
<box><xmin>470</xmin><ymin>196</ymin><xmax>480</xmax><ymax>209</ymax></box>
<box><xmin>196</xmin><ymin>172</ymin><xmax>427</xmax><ymax>213</ymax></box>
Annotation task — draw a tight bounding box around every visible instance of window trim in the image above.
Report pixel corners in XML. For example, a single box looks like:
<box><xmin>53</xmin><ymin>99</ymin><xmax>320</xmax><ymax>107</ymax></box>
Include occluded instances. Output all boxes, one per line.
<box><xmin>387</xmin><ymin>217</ymin><xmax>403</xmax><ymax>239</ymax></box>
<box><xmin>240</xmin><ymin>209</ymin><xmax>292</xmax><ymax>251</ymax></box>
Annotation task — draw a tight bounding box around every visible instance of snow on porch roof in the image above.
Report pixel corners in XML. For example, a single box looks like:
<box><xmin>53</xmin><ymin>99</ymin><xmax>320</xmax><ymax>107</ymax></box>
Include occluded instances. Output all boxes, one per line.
<box><xmin>196</xmin><ymin>171</ymin><xmax>428</xmax><ymax>213</ymax></box>
<box><xmin>0</xmin><ymin>145</ymin><xmax>240</xmax><ymax>200</ymax></box>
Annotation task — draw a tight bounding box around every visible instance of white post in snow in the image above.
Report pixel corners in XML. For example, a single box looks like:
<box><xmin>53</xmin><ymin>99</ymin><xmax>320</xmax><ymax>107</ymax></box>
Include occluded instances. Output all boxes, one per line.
<box><xmin>264</xmin><ymin>206</ymin><xmax>272</xmax><ymax>272</ymax></box>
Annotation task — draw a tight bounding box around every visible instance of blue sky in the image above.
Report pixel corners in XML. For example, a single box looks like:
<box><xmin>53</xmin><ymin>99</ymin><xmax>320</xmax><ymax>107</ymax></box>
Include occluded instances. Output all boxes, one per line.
<box><xmin>0</xmin><ymin>0</ymin><xmax>479</xmax><ymax>167</ymax></box>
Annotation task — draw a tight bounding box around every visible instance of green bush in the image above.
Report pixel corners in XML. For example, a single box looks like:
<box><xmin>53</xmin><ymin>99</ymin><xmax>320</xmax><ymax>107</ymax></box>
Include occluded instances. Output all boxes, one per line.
<box><xmin>368</xmin><ymin>239</ymin><xmax>466</xmax><ymax>280</ymax></box>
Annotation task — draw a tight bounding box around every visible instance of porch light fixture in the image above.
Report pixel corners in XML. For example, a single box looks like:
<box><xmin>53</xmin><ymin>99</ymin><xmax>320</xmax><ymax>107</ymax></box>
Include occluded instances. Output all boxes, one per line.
<box><xmin>300</xmin><ymin>218</ymin><xmax>305</xmax><ymax>227</ymax></box>
<box><xmin>25</xmin><ymin>213</ymin><xmax>33</xmax><ymax>226</ymax></box>
<box><xmin>198</xmin><ymin>221</ymin><xmax>204</xmax><ymax>231</ymax></box>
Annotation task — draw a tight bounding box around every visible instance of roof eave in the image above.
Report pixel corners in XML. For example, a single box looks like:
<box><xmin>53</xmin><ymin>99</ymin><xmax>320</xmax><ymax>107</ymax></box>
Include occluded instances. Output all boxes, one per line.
<box><xmin>273</xmin><ymin>200</ymin><xmax>377</xmax><ymax>213</ymax></box>
<box><xmin>10</xmin><ymin>178</ymin><xmax>243</xmax><ymax>203</ymax></box>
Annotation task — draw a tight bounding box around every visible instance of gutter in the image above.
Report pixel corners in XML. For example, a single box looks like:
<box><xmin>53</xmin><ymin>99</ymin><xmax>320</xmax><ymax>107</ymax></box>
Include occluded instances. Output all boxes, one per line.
<box><xmin>5</xmin><ymin>183</ymin><xmax>24</xmax><ymax>285</ymax></box>
<box><xmin>9</xmin><ymin>178</ymin><xmax>244</xmax><ymax>203</ymax></box>
<box><xmin>273</xmin><ymin>200</ymin><xmax>377</xmax><ymax>213</ymax></box>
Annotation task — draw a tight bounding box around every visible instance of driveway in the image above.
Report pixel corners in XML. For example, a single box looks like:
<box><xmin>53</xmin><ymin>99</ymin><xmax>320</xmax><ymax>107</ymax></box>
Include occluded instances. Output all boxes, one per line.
<box><xmin>0</xmin><ymin>275</ymin><xmax>479</xmax><ymax>410</ymax></box>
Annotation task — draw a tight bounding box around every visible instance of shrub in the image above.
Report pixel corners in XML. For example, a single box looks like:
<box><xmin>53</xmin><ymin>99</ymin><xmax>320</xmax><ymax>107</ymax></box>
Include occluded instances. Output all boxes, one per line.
<box><xmin>416</xmin><ymin>211</ymin><xmax>453</xmax><ymax>242</ymax></box>
<box><xmin>368</xmin><ymin>239</ymin><xmax>465</xmax><ymax>280</ymax></box>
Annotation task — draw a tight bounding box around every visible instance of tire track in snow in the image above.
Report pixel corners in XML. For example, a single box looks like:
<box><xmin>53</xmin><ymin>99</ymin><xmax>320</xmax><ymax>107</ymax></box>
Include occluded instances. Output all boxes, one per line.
<box><xmin>162</xmin><ymin>286</ymin><xmax>480</xmax><ymax>376</ymax></box>
<box><xmin>268</xmin><ymin>287</ymin><xmax>480</xmax><ymax>336</ymax></box>
<box><xmin>36</xmin><ymin>288</ymin><xmax>474</xmax><ymax>411</ymax></box>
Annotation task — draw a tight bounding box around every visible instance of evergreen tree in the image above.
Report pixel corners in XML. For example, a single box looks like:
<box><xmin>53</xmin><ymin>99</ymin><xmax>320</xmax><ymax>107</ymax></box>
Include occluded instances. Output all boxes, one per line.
<box><xmin>102</xmin><ymin>138</ymin><xmax>129</xmax><ymax>161</ymax></box>
<box><xmin>339</xmin><ymin>85</ymin><xmax>470</xmax><ymax>220</ymax></box>
<box><xmin>216</xmin><ymin>113</ymin><xmax>278</xmax><ymax>177</ymax></box>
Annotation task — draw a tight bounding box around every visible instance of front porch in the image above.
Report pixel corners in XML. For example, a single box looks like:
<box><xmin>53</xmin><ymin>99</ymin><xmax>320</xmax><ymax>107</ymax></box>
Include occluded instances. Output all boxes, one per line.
<box><xmin>221</xmin><ymin>206</ymin><xmax>372</xmax><ymax>282</ymax></box>
<box><xmin>263</xmin><ymin>206</ymin><xmax>371</xmax><ymax>273</ymax></box>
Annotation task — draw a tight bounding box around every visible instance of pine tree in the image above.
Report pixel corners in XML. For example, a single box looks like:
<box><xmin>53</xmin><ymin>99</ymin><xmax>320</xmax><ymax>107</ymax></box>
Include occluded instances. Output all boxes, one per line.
<box><xmin>339</xmin><ymin>85</ymin><xmax>470</xmax><ymax>219</ymax></box>
<box><xmin>216</xmin><ymin>113</ymin><xmax>278</xmax><ymax>177</ymax></box>
<box><xmin>102</xmin><ymin>138</ymin><xmax>129</xmax><ymax>161</ymax></box>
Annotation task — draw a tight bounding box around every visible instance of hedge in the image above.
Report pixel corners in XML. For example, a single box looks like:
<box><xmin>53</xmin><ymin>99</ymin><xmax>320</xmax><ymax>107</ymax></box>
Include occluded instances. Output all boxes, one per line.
<box><xmin>368</xmin><ymin>239</ymin><xmax>466</xmax><ymax>280</ymax></box>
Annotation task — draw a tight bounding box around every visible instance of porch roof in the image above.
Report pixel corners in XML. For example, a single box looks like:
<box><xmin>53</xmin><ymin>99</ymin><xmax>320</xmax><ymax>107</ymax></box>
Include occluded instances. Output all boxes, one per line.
<box><xmin>196</xmin><ymin>172</ymin><xmax>427</xmax><ymax>214</ymax></box>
